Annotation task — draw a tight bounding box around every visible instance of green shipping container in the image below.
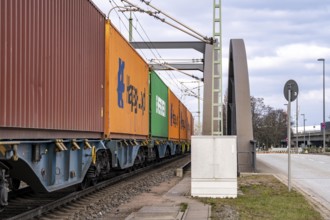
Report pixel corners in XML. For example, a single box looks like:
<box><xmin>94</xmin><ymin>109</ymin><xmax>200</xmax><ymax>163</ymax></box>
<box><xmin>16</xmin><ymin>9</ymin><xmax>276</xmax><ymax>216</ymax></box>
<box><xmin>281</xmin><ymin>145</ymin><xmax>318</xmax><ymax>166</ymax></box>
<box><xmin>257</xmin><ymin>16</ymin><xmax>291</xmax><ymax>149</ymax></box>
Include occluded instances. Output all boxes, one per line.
<box><xmin>150</xmin><ymin>71</ymin><xmax>169</xmax><ymax>138</ymax></box>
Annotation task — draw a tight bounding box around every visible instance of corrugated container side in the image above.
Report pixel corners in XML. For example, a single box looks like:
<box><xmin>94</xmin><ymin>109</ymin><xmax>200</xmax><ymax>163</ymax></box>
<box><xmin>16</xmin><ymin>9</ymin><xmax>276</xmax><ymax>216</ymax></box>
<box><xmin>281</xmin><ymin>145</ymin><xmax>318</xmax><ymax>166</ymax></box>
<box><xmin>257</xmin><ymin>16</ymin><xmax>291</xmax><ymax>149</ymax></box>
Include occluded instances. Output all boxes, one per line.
<box><xmin>191</xmin><ymin>115</ymin><xmax>195</xmax><ymax>136</ymax></box>
<box><xmin>150</xmin><ymin>71</ymin><xmax>168</xmax><ymax>138</ymax></box>
<box><xmin>179</xmin><ymin>103</ymin><xmax>188</xmax><ymax>141</ymax></box>
<box><xmin>0</xmin><ymin>0</ymin><xmax>105</xmax><ymax>139</ymax></box>
<box><xmin>168</xmin><ymin>89</ymin><xmax>180</xmax><ymax>140</ymax></box>
<box><xmin>104</xmin><ymin>21</ymin><xmax>149</xmax><ymax>139</ymax></box>
<box><xmin>187</xmin><ymin>110</ymin><xmax>192</xmax><ymax>141</ymax></box>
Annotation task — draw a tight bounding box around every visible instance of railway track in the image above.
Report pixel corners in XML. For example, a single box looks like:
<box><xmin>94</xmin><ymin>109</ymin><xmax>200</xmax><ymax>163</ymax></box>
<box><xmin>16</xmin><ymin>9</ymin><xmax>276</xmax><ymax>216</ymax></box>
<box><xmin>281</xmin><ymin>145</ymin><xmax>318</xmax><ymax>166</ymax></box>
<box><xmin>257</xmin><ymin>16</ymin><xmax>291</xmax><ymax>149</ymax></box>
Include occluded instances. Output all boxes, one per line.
<box><xmin>1</xmin><ymin>155</ymin><xmax>189</xmax><ymax>220</ymax></box>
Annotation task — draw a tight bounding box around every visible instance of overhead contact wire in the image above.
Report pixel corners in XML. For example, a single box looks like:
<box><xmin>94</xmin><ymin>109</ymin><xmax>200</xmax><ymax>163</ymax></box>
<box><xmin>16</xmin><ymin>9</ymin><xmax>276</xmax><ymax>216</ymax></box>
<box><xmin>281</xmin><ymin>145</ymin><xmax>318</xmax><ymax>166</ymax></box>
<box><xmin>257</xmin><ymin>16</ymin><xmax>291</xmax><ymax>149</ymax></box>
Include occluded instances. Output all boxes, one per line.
<box><xmin>120</xmin><ymin>0</ymin><xmax>211</xmax><ymax>43</ymax></box>
<box><xmin>109</xmin><ymin>0</ymin><xmax>198</xmax><ymax>100</ymax></box>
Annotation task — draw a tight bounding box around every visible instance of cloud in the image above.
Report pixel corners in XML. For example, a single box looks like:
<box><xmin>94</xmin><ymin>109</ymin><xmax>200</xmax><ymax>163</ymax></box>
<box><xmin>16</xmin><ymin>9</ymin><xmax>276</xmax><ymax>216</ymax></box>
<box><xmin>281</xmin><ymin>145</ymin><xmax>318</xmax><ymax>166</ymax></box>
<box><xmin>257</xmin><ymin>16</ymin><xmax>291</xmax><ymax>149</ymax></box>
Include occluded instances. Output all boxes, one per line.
<box><xmin>248</xmin><ymin>44</ymin><xmax>330</xmax><ymax>71</ymax></box>
<box><xmin>276</xmin><ymin>44</ymin><xmax>330</xmax><ymax>61</ymax></box>
<box><xmin>91</xmin><ymin>0</ymin><xmax>330</xmax><ymax>126</ymax></box>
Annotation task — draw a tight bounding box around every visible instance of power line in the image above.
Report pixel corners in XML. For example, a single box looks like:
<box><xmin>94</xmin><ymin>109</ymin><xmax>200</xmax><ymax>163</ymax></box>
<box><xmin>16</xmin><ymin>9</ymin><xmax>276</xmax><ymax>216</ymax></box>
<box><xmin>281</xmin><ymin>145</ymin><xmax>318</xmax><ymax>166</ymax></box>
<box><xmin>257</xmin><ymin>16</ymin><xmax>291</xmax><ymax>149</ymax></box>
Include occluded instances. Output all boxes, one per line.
<box><xmin>129</xmin><ymin>8</ymin><xmax>189</xmax><ymax>87</ymax></box>
<box><xmin>125</xmin><ymin>4</ymin><xmax>193</xmax><ymax>95</ymax></box>
<box><xmin>109</xmin><ymin>0</ymin><xmax>150</xmax><ymax>61</ymax></box>
<box><xmin>107</xmin><ymin>0</ymin><xmax>200</xmax><ymax>102</ymax></box>
<box><xmin>108</xmin><ymin>1</ymin><xmax>182</xmax><ymax>94</ymax></box>
<box><xmin>120</xmin><ymin>0</ymin><xmax>212</xmax><ymax>43</ymax></box>
<box><xmin>139</xmin><ymin>0</ymin><xmax>210</xmax><ymax>42</ymax></box>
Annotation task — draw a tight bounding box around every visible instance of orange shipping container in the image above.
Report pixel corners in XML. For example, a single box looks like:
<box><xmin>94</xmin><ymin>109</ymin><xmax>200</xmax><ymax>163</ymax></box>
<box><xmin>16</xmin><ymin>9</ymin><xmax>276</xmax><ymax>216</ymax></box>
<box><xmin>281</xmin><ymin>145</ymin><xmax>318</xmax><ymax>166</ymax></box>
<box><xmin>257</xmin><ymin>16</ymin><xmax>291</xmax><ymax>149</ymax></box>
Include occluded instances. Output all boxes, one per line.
<box><xmin>191</xmin><ymin>115</ymin><xmax>194</xmax><ymax>136</ymax></box>
<box><xmin>104</xmin><ymin>21</ymin><xmax>149</xmax><ymax>139</ymax></box>
<box><xmin>186</xmin><ymin>110</ymin><xmax>192</xmax><ymax>141</ymax></box>
<box><xmin>168</xmin><ymin>89</ymin><xmax>180</xmax><ymax>140</ymax></box>
<box><xmin>179</xmin><ymin>102</ymin><xmax>188</xmax><ymax>141</ymax></box>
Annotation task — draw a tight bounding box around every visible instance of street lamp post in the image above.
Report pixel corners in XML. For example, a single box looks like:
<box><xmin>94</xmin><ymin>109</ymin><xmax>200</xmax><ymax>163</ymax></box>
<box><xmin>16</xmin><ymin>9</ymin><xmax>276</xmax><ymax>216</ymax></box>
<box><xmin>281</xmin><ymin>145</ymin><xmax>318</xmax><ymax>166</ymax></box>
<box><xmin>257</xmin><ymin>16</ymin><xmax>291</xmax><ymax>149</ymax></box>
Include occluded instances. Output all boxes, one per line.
<box><xmin>317</xmin><ymin>58</ymin><xmax>326</xmax><ymax>153</ymax></box>
<box><xmin>296</xmin><ymin>97</ymin><xmax>299</xmax><ymax>152</ymax></box>
<box><xmin>301</xmin><ymin>114</ymin><xmax>306</xmax><ymax>147</ymax></box>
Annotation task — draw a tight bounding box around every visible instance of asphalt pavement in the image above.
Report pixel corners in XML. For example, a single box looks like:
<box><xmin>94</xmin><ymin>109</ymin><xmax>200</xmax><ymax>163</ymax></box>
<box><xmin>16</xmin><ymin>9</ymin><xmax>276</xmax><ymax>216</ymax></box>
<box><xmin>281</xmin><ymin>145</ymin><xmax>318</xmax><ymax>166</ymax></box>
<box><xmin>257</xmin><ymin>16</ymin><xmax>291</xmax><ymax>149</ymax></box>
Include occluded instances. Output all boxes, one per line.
<box><xmin>257</xmin><ymin>153</ymin><xmax>330</xmax><ymax>217</ymax></box>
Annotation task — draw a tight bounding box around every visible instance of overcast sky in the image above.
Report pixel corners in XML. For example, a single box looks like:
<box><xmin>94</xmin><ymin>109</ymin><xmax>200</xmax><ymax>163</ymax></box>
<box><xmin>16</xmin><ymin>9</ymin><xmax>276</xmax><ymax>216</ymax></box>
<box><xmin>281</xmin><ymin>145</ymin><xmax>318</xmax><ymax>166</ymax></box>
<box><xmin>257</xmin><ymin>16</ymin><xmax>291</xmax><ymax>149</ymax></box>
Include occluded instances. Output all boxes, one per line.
<box><xmin>92</xmin><ymin>0</ymin><xmax>330</xmax><ymax>127</ymax></box>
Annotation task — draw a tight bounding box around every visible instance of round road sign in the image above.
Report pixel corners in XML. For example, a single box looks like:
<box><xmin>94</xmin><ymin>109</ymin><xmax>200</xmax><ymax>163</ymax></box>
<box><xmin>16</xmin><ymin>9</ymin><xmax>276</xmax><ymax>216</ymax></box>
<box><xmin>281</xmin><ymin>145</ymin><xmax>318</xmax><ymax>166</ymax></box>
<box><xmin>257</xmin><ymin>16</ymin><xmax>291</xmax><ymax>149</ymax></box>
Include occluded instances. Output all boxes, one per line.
<box><xmin>283</xmin><ymin>79</ymin><xmax>299</xmax><ymax>102</ymax></box>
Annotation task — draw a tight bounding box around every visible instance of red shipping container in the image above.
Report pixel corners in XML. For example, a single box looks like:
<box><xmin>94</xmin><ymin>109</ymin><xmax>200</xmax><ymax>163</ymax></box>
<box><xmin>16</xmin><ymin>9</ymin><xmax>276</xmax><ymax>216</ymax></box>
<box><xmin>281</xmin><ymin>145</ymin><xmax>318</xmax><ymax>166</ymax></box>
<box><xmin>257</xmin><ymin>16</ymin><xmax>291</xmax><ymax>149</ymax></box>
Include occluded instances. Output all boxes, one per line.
<box><xmin>0</xmin><ymin>0</ymin><xmax>105</xmax><ymax>139</ymax></box>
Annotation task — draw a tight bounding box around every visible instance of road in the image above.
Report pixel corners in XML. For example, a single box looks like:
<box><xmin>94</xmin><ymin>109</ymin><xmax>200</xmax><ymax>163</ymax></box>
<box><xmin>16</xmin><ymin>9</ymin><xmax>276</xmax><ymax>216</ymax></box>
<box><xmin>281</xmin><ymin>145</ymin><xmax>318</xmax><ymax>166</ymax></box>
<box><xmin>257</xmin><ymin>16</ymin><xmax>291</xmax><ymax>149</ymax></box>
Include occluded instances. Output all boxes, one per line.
<box><xmin>257</xmin><ymin>153</ymin><xmax>330</xmax><ymax>215</ymax></box>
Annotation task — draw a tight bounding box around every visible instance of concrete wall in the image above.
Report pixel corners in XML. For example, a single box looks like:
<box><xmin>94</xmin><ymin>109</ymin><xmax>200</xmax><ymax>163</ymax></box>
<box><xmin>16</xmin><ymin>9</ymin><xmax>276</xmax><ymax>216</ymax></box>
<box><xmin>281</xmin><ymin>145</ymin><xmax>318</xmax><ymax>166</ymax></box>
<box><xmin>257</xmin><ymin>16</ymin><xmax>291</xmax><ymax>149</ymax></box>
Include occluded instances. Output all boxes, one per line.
<box><xmin>191</xmin><ymin>136</ymin><xmax>237</xmax><ymax>198</ymax></box>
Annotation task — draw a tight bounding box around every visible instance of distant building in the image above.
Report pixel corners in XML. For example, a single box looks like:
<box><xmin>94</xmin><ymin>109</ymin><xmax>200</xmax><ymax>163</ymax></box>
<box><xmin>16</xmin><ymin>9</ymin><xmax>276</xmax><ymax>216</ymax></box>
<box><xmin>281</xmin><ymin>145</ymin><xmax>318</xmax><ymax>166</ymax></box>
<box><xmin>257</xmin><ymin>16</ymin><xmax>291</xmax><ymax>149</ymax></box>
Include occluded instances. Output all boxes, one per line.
<box><xmin>292</xmin><ymin>122</ymin><xmax>329</xmax><ymax>148</ymax></box>
<box><xmin>292</xmin><ymin>125</ymin><xmax>320</xmax><ymax>134</ymax></box>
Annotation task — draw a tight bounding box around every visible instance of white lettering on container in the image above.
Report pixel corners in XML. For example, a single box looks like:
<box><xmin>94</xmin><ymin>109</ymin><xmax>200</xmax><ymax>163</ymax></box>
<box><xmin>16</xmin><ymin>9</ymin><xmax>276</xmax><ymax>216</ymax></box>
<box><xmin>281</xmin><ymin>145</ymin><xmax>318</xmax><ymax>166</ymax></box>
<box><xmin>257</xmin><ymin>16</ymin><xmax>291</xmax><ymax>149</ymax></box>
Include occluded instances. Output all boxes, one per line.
<box><xmin>156</xmin><ymin>95</ymin><xmax>166</xmax><ymax>117</ymax></box>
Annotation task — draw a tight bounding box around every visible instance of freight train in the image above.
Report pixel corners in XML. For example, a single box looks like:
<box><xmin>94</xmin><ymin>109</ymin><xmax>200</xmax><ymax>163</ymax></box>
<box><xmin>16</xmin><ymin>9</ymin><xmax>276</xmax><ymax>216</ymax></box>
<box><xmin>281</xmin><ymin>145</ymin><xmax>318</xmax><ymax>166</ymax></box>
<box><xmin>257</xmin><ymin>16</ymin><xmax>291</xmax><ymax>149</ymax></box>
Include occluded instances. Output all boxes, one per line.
<box><xmin>0</xmin><ymin>0</ymin><xmax>193</xmax><ymax>209</ymax></box>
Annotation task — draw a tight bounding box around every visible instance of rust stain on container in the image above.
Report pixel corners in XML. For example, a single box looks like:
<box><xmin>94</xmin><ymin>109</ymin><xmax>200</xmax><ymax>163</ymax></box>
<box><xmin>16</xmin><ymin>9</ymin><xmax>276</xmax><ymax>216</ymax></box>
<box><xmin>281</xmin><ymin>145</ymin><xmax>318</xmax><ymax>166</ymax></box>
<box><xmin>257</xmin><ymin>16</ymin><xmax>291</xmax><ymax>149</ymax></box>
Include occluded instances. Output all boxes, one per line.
<box><xmin>104</xmin><ymin>20</ymin><xmax>149</xmax><ymax>139</ymax></box>
<box><xmin>0</xmin><ymin>0</ymin><xmax>105</xmax><ymax>139</ymax></box>
<box><xmin>168</xmin><ymin>89</ymin><xmax>180</xmax><ymax>141</ymax></box>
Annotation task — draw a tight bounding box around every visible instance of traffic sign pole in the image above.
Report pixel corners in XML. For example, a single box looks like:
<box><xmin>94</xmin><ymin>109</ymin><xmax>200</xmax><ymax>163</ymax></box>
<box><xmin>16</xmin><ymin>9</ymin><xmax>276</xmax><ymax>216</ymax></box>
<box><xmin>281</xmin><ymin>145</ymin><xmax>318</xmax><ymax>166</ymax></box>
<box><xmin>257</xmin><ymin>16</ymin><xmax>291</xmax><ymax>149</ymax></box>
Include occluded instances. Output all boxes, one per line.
<box><xmin>284</xmin><ymin>79</ymin><xmax>298</xmax><ymax>192</ymax></box>
<box><xmin>287</xmin><ymin>86</ymin><xmax>291</xmax><ymax>192</ymax></box>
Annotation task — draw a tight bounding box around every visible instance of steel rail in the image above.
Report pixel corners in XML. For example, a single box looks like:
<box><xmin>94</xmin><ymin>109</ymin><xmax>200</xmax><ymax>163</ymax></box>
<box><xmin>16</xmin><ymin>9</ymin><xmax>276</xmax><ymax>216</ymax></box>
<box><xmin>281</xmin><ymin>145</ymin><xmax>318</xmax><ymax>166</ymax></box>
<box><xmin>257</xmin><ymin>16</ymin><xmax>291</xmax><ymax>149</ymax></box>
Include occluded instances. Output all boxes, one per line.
<box><xmin>5</xmin><ymin>154</ymin><xmax>188</xmax><ymax>220</ymax></box>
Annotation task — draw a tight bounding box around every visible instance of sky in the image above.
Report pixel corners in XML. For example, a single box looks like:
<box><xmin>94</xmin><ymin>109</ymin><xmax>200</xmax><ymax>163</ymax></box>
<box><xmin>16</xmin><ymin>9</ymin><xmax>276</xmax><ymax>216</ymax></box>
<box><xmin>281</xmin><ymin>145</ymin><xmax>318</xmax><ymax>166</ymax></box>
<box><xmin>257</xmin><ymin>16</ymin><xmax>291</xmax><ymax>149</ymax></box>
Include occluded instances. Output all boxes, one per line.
<box><xmin>92</xmin><ymin>0</ymin><xmax>330</xmax><ymax>128</ymax></box>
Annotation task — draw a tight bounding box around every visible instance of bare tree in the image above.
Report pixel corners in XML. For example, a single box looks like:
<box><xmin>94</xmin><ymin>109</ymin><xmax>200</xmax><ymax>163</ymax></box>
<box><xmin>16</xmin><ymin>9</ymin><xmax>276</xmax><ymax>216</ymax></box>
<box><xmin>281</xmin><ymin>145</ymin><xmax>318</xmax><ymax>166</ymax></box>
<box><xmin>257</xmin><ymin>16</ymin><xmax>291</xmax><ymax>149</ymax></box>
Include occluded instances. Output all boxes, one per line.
<box><xmin>251</xmin><ymin>97</ymin><xmax>287</xmax><ymax>149</ymax></box>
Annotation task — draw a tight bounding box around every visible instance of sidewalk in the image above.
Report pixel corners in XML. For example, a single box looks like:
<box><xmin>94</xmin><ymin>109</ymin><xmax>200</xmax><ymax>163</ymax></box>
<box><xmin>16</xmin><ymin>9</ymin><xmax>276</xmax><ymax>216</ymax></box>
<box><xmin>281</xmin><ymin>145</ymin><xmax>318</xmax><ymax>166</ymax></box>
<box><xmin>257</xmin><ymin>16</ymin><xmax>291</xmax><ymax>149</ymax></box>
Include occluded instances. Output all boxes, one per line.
<box><xmin>126</xmin><ymin>173</ymin><xmax>211</xmax><ymax>220</ymax></box>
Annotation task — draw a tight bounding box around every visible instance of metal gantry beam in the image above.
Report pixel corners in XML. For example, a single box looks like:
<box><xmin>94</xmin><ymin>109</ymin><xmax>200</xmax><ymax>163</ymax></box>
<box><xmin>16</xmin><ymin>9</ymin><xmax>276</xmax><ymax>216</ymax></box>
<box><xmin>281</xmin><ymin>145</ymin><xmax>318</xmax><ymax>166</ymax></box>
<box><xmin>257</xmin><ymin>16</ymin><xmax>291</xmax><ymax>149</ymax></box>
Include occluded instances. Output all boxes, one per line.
<box><xmin>131</xmin><ymin>41</ymin><xmax>206</xmax><ymax>53</ymax></box>
<box><xmin>149</xmin><ymin>63</ymin><xmax>204</xmax><ymax>71</ymax></box>
<box><xmin>125</xmin><ymin>0</ymin><xmax>223</xmax><ymax>136</ymax></box>
<box><xmin>131</xmin><ymin>41</ymin><xmax>208</xmax><ymax>74</ymax></box>
<box><xmin>202</xmin><ymin>44</ymin><xmax>214</xmax><ymax>135</ymax></box>
<box><xmin>131</xmin><ymin>41</ymin><xmax>218</xmax><ymax>135</ymax></box>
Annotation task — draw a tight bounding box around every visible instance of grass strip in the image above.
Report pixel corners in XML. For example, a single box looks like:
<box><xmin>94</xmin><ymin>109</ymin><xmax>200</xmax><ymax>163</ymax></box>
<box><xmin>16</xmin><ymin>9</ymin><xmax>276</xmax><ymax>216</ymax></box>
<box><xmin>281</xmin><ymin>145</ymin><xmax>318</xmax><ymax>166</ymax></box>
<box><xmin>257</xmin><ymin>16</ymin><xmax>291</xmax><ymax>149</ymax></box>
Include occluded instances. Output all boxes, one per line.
<box><xmin>199</xmin><ymin>175</ymin><xmax>322</xmax><ymax>220</ymax></box>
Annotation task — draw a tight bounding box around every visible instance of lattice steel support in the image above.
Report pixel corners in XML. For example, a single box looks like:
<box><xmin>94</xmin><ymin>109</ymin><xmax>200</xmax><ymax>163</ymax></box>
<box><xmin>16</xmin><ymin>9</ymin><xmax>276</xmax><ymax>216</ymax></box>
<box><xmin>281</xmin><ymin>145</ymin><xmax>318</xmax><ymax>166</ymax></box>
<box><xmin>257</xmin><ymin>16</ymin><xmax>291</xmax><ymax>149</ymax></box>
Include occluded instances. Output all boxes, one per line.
<box><xmin>211</xmin><ymin>0</ymin><xmax>223</xmax><ymax>135</ymax></box>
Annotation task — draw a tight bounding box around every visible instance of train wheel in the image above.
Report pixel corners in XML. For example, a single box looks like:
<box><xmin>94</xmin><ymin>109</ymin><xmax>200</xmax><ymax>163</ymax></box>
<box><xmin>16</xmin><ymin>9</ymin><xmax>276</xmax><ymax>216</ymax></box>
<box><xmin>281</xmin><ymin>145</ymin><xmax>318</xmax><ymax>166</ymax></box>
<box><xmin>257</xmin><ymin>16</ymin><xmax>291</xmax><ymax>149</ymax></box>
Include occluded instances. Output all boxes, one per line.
<box><xmin>165</xmin><ymin>147</ymin><xmax>170</xmax><ymax>158</ymax></box>
<box><xmin>91</xmin><ymin>178</ymin><xmax>98</xmax><ymax>186</ymax></box>
<box><xmin>134</xmin><ymin>148</ymin><xmax>146</xmax><ymax>167</ymax></box>
<box><xmin>0</xmin><ymin>173</ymin><xmax>8</xmax><ymax>210</ymax></box>
<box><xmin>79</xmin><ymin>177</ymin><xmax>90</xmax><ymax>190</ymax></box>
<box><xmin>9</xmin><ymin>178</ymin><xmax>20</xmax><ymax>191</ymax></box>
